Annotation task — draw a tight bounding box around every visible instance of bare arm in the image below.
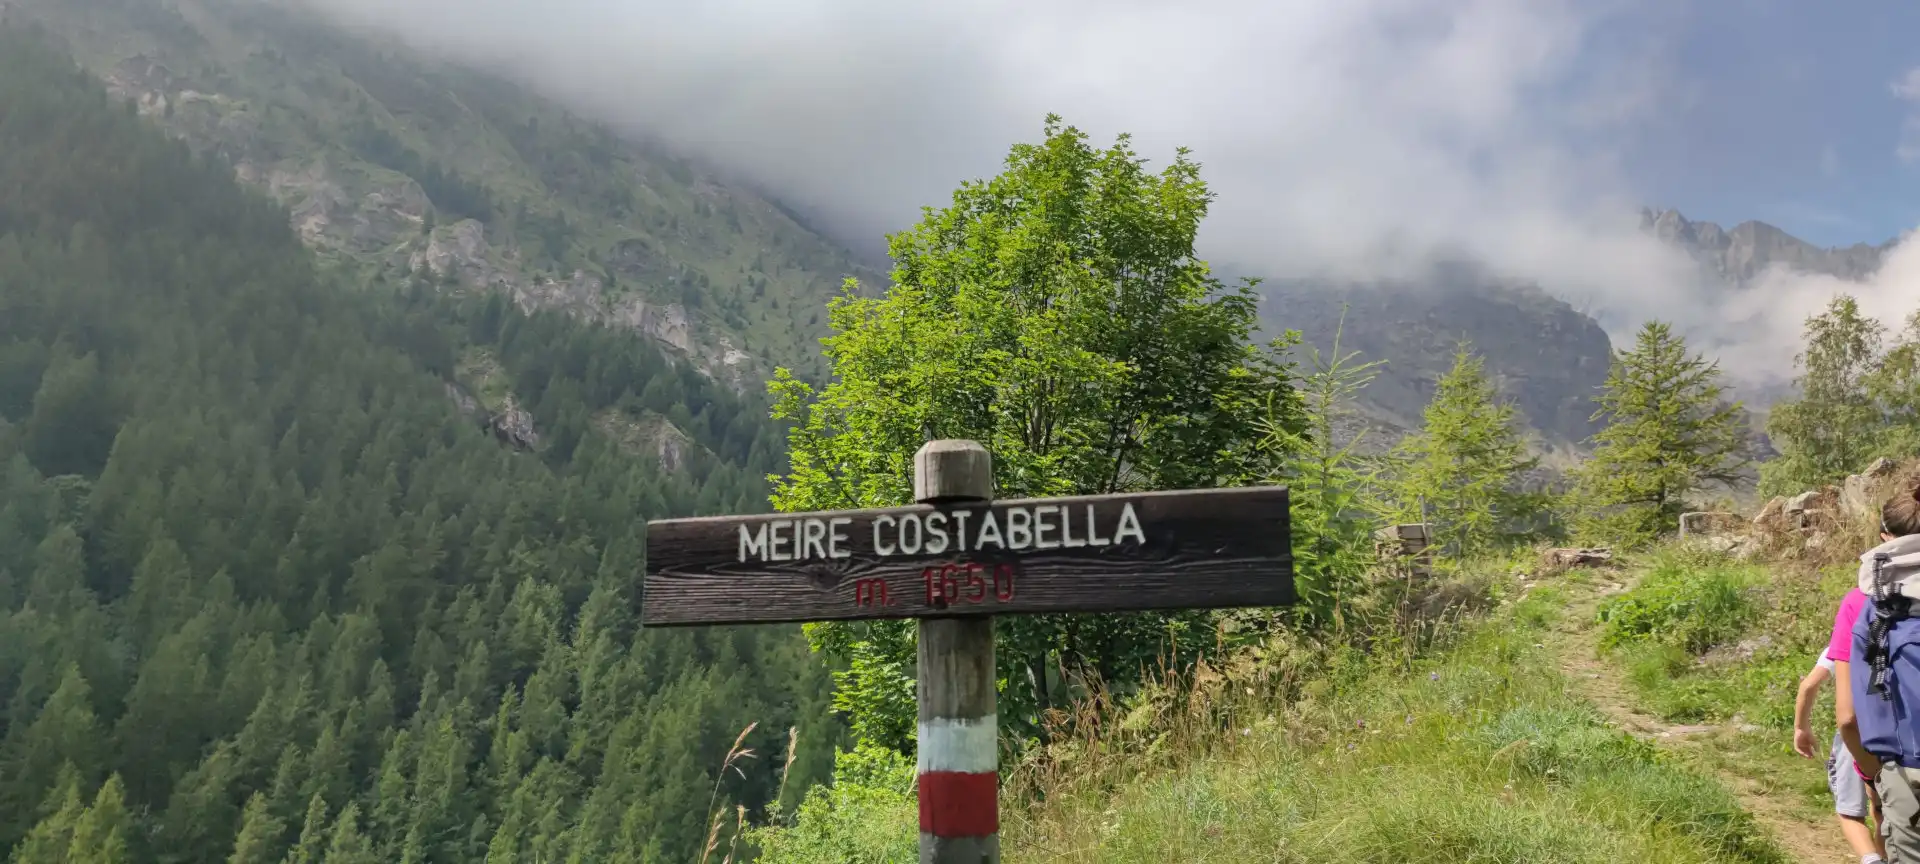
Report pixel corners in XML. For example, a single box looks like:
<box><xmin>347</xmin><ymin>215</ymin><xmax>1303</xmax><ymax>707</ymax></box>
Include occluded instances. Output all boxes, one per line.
<box><xmin>1794</xmin><ymin>665</ymin><xmax>1828</xmax><ymax>758</ymax></box>
<box><xmin>1836</xmin><ymin>659</ymin><xmax>1883</xmax><ymax>776</ymax></box>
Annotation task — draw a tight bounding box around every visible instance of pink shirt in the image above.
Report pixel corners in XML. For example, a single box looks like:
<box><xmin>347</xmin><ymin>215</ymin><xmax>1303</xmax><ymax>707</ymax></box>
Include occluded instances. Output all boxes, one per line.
<box><xmin>1829</xmin><ymin>588</ymin><xmax>1869</xmax><ymax>663</ymax></box>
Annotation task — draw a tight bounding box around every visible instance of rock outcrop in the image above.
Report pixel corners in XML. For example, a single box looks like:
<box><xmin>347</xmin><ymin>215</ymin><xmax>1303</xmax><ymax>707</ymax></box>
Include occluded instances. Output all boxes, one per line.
<box><xmin>1540</xmin><ymin>547</ymin><xmax>1614</xmax><ymax>571</ymax></box>
<box><xmin>1642</xmin><ymin>207</ymin><xmax>1891</xmax><ymax>285</ymax></box>
<box><xmin>591</xmin><ymin>408</ymin><xmax>704</xmax><ymax>471</ymax></box>
<box><xmin>487</xmin><ymin>396</ymin><xmax>540</xmax><ymax>452</ymax></box>
<box><xmin>1678</xmin><ymin>511</ymin><xmax>1741</xmax><ymax>539</ymax></box>
<box><xmin>1840</xmin><ymin>457</ymin><xmax>1901</xmax><ymax>525</ymax></box>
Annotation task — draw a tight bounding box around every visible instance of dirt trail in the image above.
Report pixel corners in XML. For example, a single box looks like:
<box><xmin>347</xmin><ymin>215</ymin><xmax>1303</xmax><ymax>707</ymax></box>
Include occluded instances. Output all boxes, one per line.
<box><xmin>1543</xmin><ymin>571</ymin><xmax>1857</xmax><ymax>864</ymax></box>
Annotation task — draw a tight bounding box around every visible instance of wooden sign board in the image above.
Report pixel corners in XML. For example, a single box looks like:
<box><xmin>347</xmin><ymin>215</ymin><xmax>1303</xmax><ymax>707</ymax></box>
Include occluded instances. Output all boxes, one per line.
<box><xmin>640</xmin><ymin>485</ymin><xmax>1293</xmax><ymax>627</ymax></box>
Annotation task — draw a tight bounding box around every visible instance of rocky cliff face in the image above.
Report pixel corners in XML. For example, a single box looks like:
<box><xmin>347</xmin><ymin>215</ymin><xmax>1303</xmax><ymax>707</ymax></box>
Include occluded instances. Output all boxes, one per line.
<box><xmin>1263</xmin><ymin>272</ymin><xmax>1615</xmax><ymax>449</ymax></box>
<box><xmin>1641</xmin><ymin>207</ymin><xmax>1892</xmax><ymax>284</ymax></box>
<box><xmin>15</xmin><ymin>0</ymin><xmax>875</xmax><ymax>388</ymax></box>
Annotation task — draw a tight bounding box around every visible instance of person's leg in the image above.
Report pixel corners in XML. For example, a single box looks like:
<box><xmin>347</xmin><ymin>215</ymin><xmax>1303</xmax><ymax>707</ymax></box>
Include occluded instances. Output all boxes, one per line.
<box><xmin>1845</xmin><ymin>815</ymin><xmax>1886</xmax><ymax>860</ymax></box>
<box><xmin>1877</xmin><ymin>781</ymin><xmax>1893</xmax><ymax>859</ymax></box>
<box><xmin>1873</xmin><ymin>764</ymin><xmax>1920</xmax><ymax>862</ymax></box>
<box><xmin>1834</xmin><ymin>736</ymin><xmax>1887</xmax><ymax>859</ymax></box>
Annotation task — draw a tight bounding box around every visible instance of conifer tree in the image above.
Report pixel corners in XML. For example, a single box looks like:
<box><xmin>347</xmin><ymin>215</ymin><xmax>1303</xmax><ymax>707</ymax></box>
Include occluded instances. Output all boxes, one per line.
<box><xmin>1260</xmin><ymin>309</ymin><xmax>1383</xmax><ymax>621</ymax></box>
<box><xmin>66</xmin><ymin>775</ymin><xmax>133</xmax><ymax>864</ymax></box>
<box><xmin>1384</xmin><ymin>343</ymin><xmax>1541</xmax><ymax>557</ymax></box>
<box><xmin>229</xmin><ymin>793</ymin><xmax>286</xmax><ymax>864</ymax></box>
<box><xmin>0</xmin><ymin>26</ymin><xmax>834</xmax><ymax>861</ymax></box>
<box><xmin>1573</xmin><ymin>321</ymin><xmax>1749</xmax><ymax>544</ymax></box>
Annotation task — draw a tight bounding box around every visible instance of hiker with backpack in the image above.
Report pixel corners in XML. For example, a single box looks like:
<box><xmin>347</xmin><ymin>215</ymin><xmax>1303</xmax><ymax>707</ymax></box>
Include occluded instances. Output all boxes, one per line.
<box><xmin>1798</xmin><ymin>586</ymin><xmax>1885</xmax><ymax>863</ymax></box>
<box><xmin>1839</xmin><ymin>483</ymin><xmax>1920</xmax><ymax>861</ymax></box>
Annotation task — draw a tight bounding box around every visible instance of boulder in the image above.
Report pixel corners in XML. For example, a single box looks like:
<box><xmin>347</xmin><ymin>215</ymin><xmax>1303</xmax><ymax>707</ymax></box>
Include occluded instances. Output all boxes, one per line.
<box><xmin>1541</xmin><ymin>547</ymin><xmax>1613</xmax><ymax>571</ymax></box>
<box><xmin>486</xmin><ymin>394</ymin><xmax>540</xmax><ymax>451</ymax></box>
<box><xmin>1841</xmin><ymin>472</ymin><xmax>1884</xmax><ymax>526</ymax></box>
<box><xmin>1678</xmin><ymin>511</ymin><xmax>1740</xmax><ymax>538</ymax></box>
<box><xmin>1784</xmin><ymin>487</ymin><xmax>1840</xmax><ymax>529</ymax></box>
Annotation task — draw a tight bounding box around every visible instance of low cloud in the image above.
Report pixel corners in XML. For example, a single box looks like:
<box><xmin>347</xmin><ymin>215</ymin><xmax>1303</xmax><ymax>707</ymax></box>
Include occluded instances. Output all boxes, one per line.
<box><xmin>293</xmin><ymin>0</ymin><xmax>1915</xmax><ymax>391</ymax></box>
<box><xmin>1896</xmin><ymin>67</ymin><xmax>1920</xmax><ymax>163</ymax></box>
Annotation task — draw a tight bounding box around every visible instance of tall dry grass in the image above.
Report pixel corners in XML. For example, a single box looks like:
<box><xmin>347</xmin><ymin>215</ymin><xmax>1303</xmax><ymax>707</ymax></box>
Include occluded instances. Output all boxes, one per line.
<box><xmin>700</xmin><ymin>722</ymin><xmax>760</xmax><ymax>864</ymax></box>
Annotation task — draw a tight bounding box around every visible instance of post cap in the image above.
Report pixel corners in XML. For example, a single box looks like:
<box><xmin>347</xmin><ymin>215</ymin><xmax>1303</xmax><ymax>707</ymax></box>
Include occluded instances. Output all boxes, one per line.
<box><xmin>914</xmin><ymin>439</ymin><xmax>993</xmax><ymax>504</ymax></box>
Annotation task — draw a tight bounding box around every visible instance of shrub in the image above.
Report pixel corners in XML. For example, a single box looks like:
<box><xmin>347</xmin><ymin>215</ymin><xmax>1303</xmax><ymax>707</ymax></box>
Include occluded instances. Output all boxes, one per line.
<box><xmin>1596</xmin><ymin>558</ymin><xmax>1763</xmax><ymax>653</ymax></box>
<box><xmin>745</xmin><ymin>745</ymin><xmax>918</xmax><ymax>864</ymax></box>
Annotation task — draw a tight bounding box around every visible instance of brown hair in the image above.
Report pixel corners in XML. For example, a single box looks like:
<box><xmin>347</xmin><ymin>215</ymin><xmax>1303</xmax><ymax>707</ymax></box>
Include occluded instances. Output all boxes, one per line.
<box><xmin>1883</xmin><ymin>478</ymin><xmax>1920</xmax><ymax>537</ymax></box>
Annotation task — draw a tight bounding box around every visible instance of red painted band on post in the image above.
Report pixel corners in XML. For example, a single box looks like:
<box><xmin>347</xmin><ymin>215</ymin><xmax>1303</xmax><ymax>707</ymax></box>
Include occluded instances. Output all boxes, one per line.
<box><xmin>917</xmin><ymin>771</ymin><xmax>999</xmax><ymax>837</ymax></box>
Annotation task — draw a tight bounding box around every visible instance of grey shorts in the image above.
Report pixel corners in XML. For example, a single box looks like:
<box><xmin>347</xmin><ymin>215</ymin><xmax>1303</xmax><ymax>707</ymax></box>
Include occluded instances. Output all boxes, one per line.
<box><xmin>1831</xmin><ymin>731</ymin><xmax>1871</xmax><ymax>818</ymax></box>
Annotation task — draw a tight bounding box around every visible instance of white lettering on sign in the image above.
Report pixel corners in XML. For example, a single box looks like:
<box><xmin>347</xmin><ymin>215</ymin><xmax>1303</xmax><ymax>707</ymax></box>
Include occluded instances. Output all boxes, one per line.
<box><xmin>734</xmin><ymin>502</ymin><xmax>1152</xmax><ymax>564</ymax></box>
<box><xmin>828</xmin><ymin>517</ymin><xmax>852</xmax><ymax>558</ymax></box>
<box><xmin>739</xmin><ymin>523</ymin><xmax>768</xmax><ymax>562</ymax></box>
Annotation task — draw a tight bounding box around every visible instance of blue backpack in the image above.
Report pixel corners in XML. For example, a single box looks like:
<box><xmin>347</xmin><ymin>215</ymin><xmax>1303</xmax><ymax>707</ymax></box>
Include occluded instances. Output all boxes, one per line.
<box><xmin>1853</xmin><ymin>551</ymin><xmax>1920</xmax><ymax>768</ymax></box>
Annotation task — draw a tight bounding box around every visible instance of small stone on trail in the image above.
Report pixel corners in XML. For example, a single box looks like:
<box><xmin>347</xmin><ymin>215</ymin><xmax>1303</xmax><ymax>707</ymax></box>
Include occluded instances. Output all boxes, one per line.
<box><xmin>1661</xmin><ymin>724</ymin><xmax>1717</xmax><ymax>737</ymax></box>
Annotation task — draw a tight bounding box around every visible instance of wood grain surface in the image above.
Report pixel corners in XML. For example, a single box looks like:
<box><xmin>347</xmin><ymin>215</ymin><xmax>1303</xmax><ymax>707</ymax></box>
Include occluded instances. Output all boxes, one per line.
<box><xmin>640</xmin><ymin>485</ymin><xmax>1294</xmax><ymax>627</ymax></box>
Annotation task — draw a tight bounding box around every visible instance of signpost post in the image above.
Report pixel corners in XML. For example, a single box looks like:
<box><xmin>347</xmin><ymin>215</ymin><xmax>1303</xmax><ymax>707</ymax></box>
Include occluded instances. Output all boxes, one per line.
<box><xmin>642</xmin><ymin>440</ymin><xmax>1294</xmax><ymax>864</ymax></box>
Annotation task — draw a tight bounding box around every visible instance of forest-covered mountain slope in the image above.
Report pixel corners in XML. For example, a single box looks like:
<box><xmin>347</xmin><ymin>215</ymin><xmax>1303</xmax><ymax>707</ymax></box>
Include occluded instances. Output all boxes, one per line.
<box><xmin>0</xmin><ymin>23</ymin><xmax>837</xmax><ymax>863</ymax></box>
<box><xmin>1</xmin><ymin>0</ymin><xmax>881</xmax><ymax>386</ymax></box>
<box><xmin>1259</xmin><ymin>274</ymin><xmax>1615</xmax><ymax>456</ymax></box>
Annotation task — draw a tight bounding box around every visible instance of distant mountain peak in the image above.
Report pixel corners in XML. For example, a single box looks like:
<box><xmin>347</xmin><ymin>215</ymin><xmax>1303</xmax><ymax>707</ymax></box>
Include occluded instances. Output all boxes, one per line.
<box><xmin>1638</xmin><ymin>206</ymin><xmax>1889</xmax><ymax>283</ymax></box>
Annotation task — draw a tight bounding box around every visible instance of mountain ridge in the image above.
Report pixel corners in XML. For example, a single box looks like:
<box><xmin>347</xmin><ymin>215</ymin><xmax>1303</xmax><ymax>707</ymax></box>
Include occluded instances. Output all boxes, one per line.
<box><xmin>3</xmin><ymin>0</ymin><xmax>883</xmax><ymax>388</ymax></box>
<box><xmin>8</xmin><ymin>0</ymin><xmax>1900</xmax><ymax>462</ymax></box>
<box><xmin>1639</xmin><ymin>205</ymin><xmax>1894</xmax><ymax>284</ymax></box>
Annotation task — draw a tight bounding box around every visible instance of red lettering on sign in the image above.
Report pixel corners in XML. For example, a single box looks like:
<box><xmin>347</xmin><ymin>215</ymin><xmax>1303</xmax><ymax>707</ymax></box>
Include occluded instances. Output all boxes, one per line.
<box><xmin>853</xmin><ymin>578</ymin><xmax>893</xmax><ymax>608</ymax></box>
<box><xmin>921</xmin><ymin>562</ymin><xmax>1017</xmax><ymax>607</ymax></box>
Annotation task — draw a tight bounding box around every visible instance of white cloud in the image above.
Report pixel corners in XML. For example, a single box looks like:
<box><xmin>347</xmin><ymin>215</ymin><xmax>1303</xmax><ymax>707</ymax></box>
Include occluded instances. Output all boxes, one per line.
<box><xmin>290</xmin><ymin>0</ymin><xmax>1919</xmax><ymax>390</ymax></box>
<box><xmin>1896</xmin><ymin>67</ymin><xmax>1920</xmax><ymax>163</ymax></box>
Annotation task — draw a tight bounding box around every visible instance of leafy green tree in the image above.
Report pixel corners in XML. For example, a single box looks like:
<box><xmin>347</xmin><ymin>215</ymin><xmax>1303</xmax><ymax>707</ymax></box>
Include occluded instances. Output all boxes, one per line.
<box><xmin>1866</xmin><ymin>310</ymin><xmax>1920</xmax><ymax>456</ymax></box>
<box><xmin>1382</xmin><ymin>343</ymin><xmax>1542</xmax><ymax>558</ymax></box>
<box><xmin>1573</xmin><ymin>321</ymin><xmax>1750</xmax><ymax>544</ymax></box>
<box><xmin>1761</xmin><ymin>294</ymin><xmax>1884</xmax><ymax>495</ymax></box>
<box><xmin>769</xmin><ymin>115</ymin><xmax>1306</xmax><ymax>750</ymax></box>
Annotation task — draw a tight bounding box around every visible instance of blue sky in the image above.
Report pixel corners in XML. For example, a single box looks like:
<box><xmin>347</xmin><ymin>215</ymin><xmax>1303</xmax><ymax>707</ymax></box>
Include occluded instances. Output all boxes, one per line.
<box><xmin>1629</xmin><ymin>0</ymin><xmax>1920</xmax><ymax>246</ymax></box>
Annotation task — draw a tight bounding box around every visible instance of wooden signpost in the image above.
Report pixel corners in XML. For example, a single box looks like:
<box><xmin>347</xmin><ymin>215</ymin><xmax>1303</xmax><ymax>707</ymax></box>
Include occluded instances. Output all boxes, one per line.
<box><xmin>641</xmin><ymin>440</ymin><xmax>1294</xmax><ymax>864</ymax></box>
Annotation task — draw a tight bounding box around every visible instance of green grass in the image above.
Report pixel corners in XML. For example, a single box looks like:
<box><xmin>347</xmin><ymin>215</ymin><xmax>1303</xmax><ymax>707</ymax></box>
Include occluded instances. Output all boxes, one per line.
<box><xmin>1596</xmin><ymin>552</ymin><xmax>1767</xmax><ymax>654</ymax></box>
<box><xmin>997</xmin><ymin>585</ymin><xmax>1786</xmax><ymax>863</ymax></box>
<box><xmin>1598</xmin><ymin>548</ymin><xmax>1848</xmax><ymax>731</ymax></box>
<box><xmin>743</xmin><ymin>568</ymin><xmax>1790</xmax><ymax>863</ymax></box>
<box><xmin>1594</xmin><ymin>545</ymin><xmax>1863</xmax><ymax>828</ymax></box>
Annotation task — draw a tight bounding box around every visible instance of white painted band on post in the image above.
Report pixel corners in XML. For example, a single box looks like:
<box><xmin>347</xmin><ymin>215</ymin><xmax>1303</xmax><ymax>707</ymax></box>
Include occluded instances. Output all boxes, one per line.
<box><xmin>917</xmin><ymin>716</ymin><xmax>999</xmax><ymax>774</ymax></box>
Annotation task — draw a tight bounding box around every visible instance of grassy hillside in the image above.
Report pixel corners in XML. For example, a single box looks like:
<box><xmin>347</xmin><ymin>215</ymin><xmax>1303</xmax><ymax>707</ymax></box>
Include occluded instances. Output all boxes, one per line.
<box><xmin>745</xmin><ymin>559</ymin><xmax>1795</xmax><ymax>863</ymax></box>
<box><xmin>4</xmin><ymin>0</ymin><xmax>883</xmax><ymax>383</ymax></box>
